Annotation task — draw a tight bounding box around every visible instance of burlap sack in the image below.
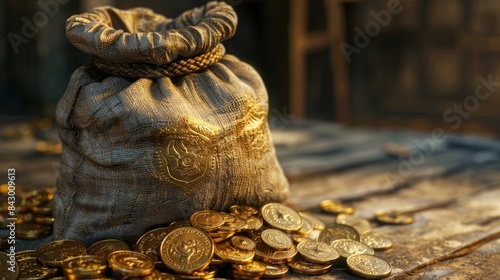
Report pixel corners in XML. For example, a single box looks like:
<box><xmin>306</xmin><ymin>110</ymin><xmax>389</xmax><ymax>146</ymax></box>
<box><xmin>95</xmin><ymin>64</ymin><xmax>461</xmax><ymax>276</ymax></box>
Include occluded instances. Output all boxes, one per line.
<box><xmin>54</xmin><ymin>1</ymin><xmax>289</xmax><ymax>245</ymax></box>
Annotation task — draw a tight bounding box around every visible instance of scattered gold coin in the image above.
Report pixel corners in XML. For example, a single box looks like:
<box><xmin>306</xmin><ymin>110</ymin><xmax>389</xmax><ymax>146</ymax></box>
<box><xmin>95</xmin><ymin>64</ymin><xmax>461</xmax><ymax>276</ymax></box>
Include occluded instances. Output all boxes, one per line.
<box><xmin>331</xmin><ymin>239</ymin><xmax>374</xmax><ymax>260</ymax></box>
<box><xmin>231</xmin><ymin>235</ymin><xmax>256</xmax><ymax>250</ymax></box>
<box><xmin>135</xmin><ymin>227</ymin><xmax>169</xmax><ymax>264</ymax></box>
<box><xmin>254</xmin><ymin>241</ymin><xmax>297</xmax><ymax>264</ymax></box>
<box><xmin>347</xmin><ymin>254</ymin><xmax>392</xmax><ymax>279</ymax></box>
<box><xmin>214</xmin><ymin>240</ymin><xmax>254</xmax><ymax>263</ymax></box>
<box><xmin>299</xmin><ymin>212</ymin><xmax>325</xmax><ymax>230</ymax></box>
<box><xmin>375</xmin><ymin>210</ymin><xmax>415</xmax><ymax>225</ymax></box>
<box><xmin>230</xmin><ymin>205</ymin><xmax>258</xmax><ymax>217</ymax></box>
<box><xmin>87</xmin><ymin>239</ymin><xmax>131</xmax><ymax>258</ymax></box>
<box><xmin>62</xmin><ymin>255</ymin><xmax>107</xmax><ymax>279</ymax></box>
<box><xmin>263</xmin><ymin>263</ymin><xmax>289</xmax><ymax>279</ymax></box>
<box><xmin>361</xmin><ymin>234</ymin><xmax>393</xmax><ymax>250</ymax></box>
<box><xmin>288</xmin><ymin>259</ymin><xmax>333</xmax><ymax>276</ymax></box>
<box><xmin>190</xmin><ymin>210</ymin><xmax>225</xmax><ymax>232</ymax></box>
<box><xmin>320</xmin><ymin>199</ymin><xmax>355</xmax><ymax>215</ymax></box>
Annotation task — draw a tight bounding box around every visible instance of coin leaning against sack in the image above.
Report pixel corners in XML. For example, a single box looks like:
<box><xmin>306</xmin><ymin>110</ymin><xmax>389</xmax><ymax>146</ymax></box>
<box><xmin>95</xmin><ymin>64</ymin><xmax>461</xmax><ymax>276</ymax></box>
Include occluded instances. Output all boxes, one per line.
<box><xmin>9</xmin><ymin>201</ymin><xmax>395</xmax><ymax>279</ymax></box>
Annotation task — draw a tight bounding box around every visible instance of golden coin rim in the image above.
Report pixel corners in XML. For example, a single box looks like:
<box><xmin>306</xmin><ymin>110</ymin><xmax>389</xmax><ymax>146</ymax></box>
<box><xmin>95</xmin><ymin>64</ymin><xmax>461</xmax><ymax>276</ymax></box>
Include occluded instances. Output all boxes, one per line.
<box><xmin>261</xmin><ymin>229</ymin><xmax>293</xmax><ymax>251</ymax></box>
<box><xmin>260</xmin><ymin>203</ymin><xmax>303</xmax><ymax>232</ymax></box>
<box><xmin>347</xmin><ymin>254</ymin><xmax>392</xmax><ymax>279</ymax></box>
<box><xmin>107</xmin><ymin>250</ymin><xmax>155</xmax><ymax>277</ymax></box>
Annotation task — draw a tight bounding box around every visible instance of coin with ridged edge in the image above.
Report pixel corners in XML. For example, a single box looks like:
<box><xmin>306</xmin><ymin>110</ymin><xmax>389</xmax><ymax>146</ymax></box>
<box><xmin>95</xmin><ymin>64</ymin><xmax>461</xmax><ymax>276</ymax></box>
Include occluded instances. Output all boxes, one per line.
<box><xmin>245</xmin><ymin>215</ymin><xmax>263</xmax><ymax>230</ymax></box>
<box><xmin>160</xmin><ymin>227</ymin><xmax>214</xmax><ymax>274</ymax></box>
<box><xmin>214</xmin><ymin>240</ymin><xmax>254</xmax><ymax>263</ymax></box>
<box><xmin>36</xmin><ymin>239</ymin><xmax>86</xmax><ymax>267</ymax></box>
<box><xmin>135</xmin><ymin>227</ymin><xmax>169</xmax><ymax>264</ymax></box>
<box><xmin>297</xmin><ymin>240</ymin><xmax>340</xmax><ymax>264</ymax></box>
<box><xmin>261</xmin><ymin>228</ymin><xmax>293</xmax><ymax>251</ymax></box>
<box><xmin>108</xmin><ymin>250</ymin><xmax>155</xmax><ymax>277</ymax></box>
<box><xmin>260</xmin><ymin>203</ymin><xmax>303</xmax><ymax>233</ymax></box>
<box><xmin>318</xmin><ymin>224</ymin><xmax>360</xmax><ymax>244</ymax></box>
<box><xmin>62</xmin><ymin>255</ymin><xmax>107</xmax><ymax>278</ymax></box>
<box><xmin>87</xmin><ymin>239</ymin><xmax>130</xmax><ymax>258</ymax></box>
<box><xmin>190</xmin><ymin>210</ymin><xmax>225</xmax><ymax>232</ymax></box>
<box><xmin>288</xmin><ymin>259</ymin><xmax>333</xmax><ymax>276</ymax></box>
<box><xmin>347</xmin><ymin>254</ymin><xmax>392</xmax><ymax>279</ymax></box>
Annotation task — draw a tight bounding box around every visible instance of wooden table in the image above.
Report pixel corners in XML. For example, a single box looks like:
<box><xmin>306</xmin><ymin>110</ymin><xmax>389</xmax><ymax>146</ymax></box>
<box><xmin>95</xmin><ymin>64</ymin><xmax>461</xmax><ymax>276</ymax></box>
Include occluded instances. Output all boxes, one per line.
<box><xmin>1</xmin><ymin>120</ymin><xmax>499</xmax><ymax>279</ymax></box>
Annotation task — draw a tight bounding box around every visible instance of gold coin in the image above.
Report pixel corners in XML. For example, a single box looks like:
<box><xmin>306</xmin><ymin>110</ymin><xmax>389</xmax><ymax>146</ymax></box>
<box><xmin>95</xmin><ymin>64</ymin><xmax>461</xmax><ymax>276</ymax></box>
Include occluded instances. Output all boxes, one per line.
<box><xmin>291</xmin><ymin>235</ymin><xmax>314</xmax><ymax>244</ymax></box>
<box><xmin>160</xmin><ymin>227</ymin><xmax>214</xmax><ymax>274</ymax></box>
<box><xmin>210</xmin><ymin>230</ymin><xmax>236</xmax><ymax>243</ymax></box>
<box><xmin>221</xmin><ymin>212</ymin><xmax>237</xmax><ymax>223</ymax></box>
<box><xmin>331</xmin><ymin>239</ymin><xmax>374</xmax><ymax>259</ymax></box>
<box><xmin>297</xmin><ymin>240</ymin><xmax>339</xmax><ymax>264</ymax></box>
<box><xmin>245</xmin><ymin>215</ymin><xmax>263</xmax><ymax>230</ymax></box>
<box><xmin>320</xmin><ymin>199</ymin><xmax>355</xmax><ymax>215</ymax></box>
<box><xmin>230</xmin><ymin>205</ymin><xmax>258</xmax><ymax>217</ymax></box>
<box><xmin>167</xmin><ymin>220</ymin><xmax>192</xmax><ymax>233</ymax></box>
<box><xmin>361</xmin><ymin>234</ymin><xmax>393</xmax><ymax>250</ymax></box>
<box><xmin>210</xmin><ymin>257</ymin><xmax>226</xmax><ymax>267</ymax></box>
<box><xmin>15</xmin><ymin>250</ymin><xmax>37</xmax><ymax>261</ymax></box>
<box><xmin>263</xmin><ymin>263</ymin><xmax>289</xmax><ymax>279</ymax></box>
<box><xmin>375</xmin><ymin>210</ymin><xmax>415</xmax><ymax>225</ymax></box>
<box><xmin>288</xmin><ymin>259</ymin><xmax>333</xmax><ymax>276</ymax></box>
<box><xmin>299</xmin><ymin>212</ymin><xmax>325</xmax><ymax>230</ymax></box>
<box><xmin>261</xmin><ymin>229</ymin><xmax>293</xmax><ymax>251</ymax></box>
<box><xmin>17</xmin><ymin>256</ymin><xmax>58</xmax><ymax>279</ymax></box>
<box><xmin>108</xmin><ymin>250</ymin><xmax>155</xmax><ymax>277</ymax></box>
<box><xmin>297</xmin><ymin>217</ymin><xmax>313</xmax><ymax>236</ymax></box>
<box><xmin>62</xmin><ymin>255</ymin><xmax>107</xmax><ymax>278</ymax></box>
<box><xmin>317</xmin><ymin>224</ymin><xmax>360</xmax><ymax>244</ymax></box>
<box><xmin>135</xmin><ymin>227</ymin><xmax>169</xmax><ymax>264</ymax></box>
<box><xmin>232</xmin><ymin>260</ymin><xmax>266</xmax><ymax>278</ymax></box>
<box><xmin>188</xmin><ymin>266</ymin><xmax>218</xmax><ymax>279</ymax></box>
<box><xmin>231</xmin><ymin>236</ymin><xmax>256</xmax><ymax>250</ymax></box>
<box><xmin>36</xmin><ymin>239</ymin><xmax>86</xmax><ymax>267</ymax></box>
<box><xmin>254</xmin><ymin>241</ymin><xmax>297</xmax><ymax>264</ymax></box>
<box><xmin>16</xmin><ymin>222</ymin><xmax>52</xmax><ymax>240</ymax></box>
<box><xmin>336</xmin><ymin>213</ymin><xmax>372</xmax><ymax>235</ymax></box>
<box><xmin>190</xmin><ymin>210</ymin><xmax>225</xmax><ymax>232</ymax></box>
<box><xmin>220</xmin><ymin>215</ymin><xmax>247</xmax><ymax>232</ymax></box>
<box><xmin>347</xmin><ymin>254</ymin><xmax>392</xmax><ymax>279</ymax></box>
<box><xmin>87</xmin><ymin>239</ymin><xmax>131</xmax><ymax>258</ymax></box>
<box><xmin>0</xmin><ymin>251</ymin><xmax>19</xmax><ymax>280</ymax></box>
<box><xmin>260</xmin><ymin>203</ymin><xmax>303</xmax><ymax>233</ymax></box>
<box><xmin>214</xmin><ymin>240</ymin><xmax>254</xmax><ymax>263</ymax></box>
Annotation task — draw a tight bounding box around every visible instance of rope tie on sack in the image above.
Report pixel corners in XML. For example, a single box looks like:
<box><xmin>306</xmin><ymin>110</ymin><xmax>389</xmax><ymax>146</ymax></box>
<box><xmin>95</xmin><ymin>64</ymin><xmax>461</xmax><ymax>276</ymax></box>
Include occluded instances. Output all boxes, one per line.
<box><xmin>92</xmin><ymin>44</ymin><xmax>226</xmax><ymax>78</ymax></box>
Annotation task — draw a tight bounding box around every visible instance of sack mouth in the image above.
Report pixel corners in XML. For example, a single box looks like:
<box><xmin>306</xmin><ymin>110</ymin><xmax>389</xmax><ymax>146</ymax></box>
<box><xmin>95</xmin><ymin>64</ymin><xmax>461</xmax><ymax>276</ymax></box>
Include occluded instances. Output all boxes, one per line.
<box><xmin>66</xmin><ymin>1</ymin><xmax>237</xmax><ymax>65</ymax></box>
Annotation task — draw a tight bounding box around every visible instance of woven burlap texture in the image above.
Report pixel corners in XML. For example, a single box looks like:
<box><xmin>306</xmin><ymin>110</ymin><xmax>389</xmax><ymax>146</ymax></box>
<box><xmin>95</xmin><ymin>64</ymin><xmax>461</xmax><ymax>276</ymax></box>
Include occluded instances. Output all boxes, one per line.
<box><xmin>54</xmin><ymin>1</ymin><xmax>289</xmax><ymax>246</ymax></box>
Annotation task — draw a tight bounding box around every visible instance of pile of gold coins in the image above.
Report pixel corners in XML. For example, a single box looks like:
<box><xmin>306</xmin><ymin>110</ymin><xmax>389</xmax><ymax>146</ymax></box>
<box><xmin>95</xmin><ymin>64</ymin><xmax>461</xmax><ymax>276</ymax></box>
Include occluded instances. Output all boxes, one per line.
<box><xmin>1</xmin><ymin>200</ymin><xmax>398</xmax><ymax>279</ymax></box>
<box><xmin>1</xmin><ymin>185</ymin><xmax>55</xmax><ymax>246</ymax></box>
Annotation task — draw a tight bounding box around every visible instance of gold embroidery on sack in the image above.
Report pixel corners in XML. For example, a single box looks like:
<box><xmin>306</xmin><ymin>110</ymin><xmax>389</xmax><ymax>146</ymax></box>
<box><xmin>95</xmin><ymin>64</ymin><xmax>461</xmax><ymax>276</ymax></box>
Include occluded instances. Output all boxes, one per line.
<box><xmin>152</xmin><ymin>117</ymin><xmax>218</xmax><ymax>190</ymax></box>
<box><xmin>237</xmin><ymin>101</ymin><xmax>270</xmax><ymax>159</ymax></box>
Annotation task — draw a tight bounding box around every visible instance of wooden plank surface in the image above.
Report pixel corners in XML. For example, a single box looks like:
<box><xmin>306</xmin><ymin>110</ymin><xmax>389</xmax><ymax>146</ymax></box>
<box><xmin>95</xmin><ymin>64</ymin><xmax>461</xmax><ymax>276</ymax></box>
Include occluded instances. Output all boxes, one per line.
<box><xmin>1</xmin><ymin>120</ymin><xmax>500</xmax><ymax>278</ymax></box>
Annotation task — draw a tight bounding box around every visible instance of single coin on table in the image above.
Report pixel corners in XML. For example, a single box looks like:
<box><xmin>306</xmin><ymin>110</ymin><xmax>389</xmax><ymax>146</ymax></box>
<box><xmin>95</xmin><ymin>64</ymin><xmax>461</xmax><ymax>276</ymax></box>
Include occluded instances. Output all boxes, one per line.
<box><xmin>375</xmin><ymin>210</ymin><xmax>415</xmax><ymax>225</ymax></box>
<box><xmin>347</xmin><ymin>254</ymin><xmax>392</xmax><ymax>279</ymax></box>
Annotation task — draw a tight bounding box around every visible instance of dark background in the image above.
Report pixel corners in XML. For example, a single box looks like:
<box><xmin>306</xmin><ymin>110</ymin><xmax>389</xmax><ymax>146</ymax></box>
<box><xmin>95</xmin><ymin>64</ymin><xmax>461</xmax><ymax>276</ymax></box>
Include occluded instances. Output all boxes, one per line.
<box><xmin>1</xmin><ymin>0</ymin><xmax>500</xmax><ymax>136</ymax></box>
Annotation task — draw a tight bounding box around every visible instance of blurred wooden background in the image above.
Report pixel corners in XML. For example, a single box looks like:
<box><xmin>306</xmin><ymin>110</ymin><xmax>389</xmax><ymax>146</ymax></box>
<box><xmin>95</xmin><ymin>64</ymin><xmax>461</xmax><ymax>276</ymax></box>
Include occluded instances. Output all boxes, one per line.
<box><xmin>1</xmin><ymin>0</ymin><xmax>500</xmax><ymax>136</ymax></box>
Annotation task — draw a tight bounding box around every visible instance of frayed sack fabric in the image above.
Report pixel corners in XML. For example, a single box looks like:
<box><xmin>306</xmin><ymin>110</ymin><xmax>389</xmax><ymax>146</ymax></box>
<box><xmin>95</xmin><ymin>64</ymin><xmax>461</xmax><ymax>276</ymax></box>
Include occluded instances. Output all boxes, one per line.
<box><xmin>54</xmin><ymin>1</ymin><xmax>289</xmax><ymax>245</ymax></box>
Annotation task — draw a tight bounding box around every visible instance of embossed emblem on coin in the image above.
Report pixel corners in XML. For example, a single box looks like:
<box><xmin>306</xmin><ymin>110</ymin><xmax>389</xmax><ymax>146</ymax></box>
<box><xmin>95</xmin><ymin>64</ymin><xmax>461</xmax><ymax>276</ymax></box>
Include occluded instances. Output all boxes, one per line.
<box><xmin>36</xmin><ymin>239</ymin><xmax>86</xmax><ymax>267</ymax></box>
<box><xmin>347</xmin><ymin>254</ymin><xmax>392</xmax><ymax>279</ymax></box>
<box><xmin>160</xmin><ymin>227</ymin><xmax>214</xmax><ymax>274</ymax></box>
<box><xmin>331</xmin><ymin>239</ymin><xmax>374</xmax><ymax>259</ymax></box>
<box><xmin>254</xmin><ymin>241</ymin><xmax>297</xmax><ymax>264</ymax></box>
<box><xmin>190</xmin><ymin>210</ymin><xmax>225</xmax><ymax>232</ymax></box>
<box><xmin>361</xmin><ymin>234</ymin><xmax>393</xmax><ymax>250</ymax></box>
<box><xmin>62</xmin><ymin>255</ymin><xmax>107</xmax><ymax>278</ymax></box>
<box><xmin>214</xmin><ymin>241</ymin><xmax>255</xmax><ymax>263</ymax></box>
<box><xmin>152</xmin><ymin>117</ymin><xmax>219</xmax><ymax>189</ymax></box>
<box><xmin>260</xmin><ymin>203</ymin><xmax>303</xmax><ymax>233</ymax></box>
<box><xmin>231</xmin><ymin>236</ymin><xmax>256</xmax><ymax>250</ymax></box>
<box><xmin>261</xmin><ymin>229</ymin><xmax>293</xmax><ymax>251</ymax></box>
<box><xmin>297</xmin><ymin>241</ymin><xmax>339</xmax><ymax>264</ymax></box>
<box><xmin>263</xmin><ymin>263</ymin><xmax>289</xmax><ymax>278</ymax></box>
<box><xmin>135</xmin><ymin>227</ymin><xmax>169</xmax><ymax>264</ymax></box>
<box><xmin>108</xmin><ymin>250</ymin><xmax>155</xmax><ymax>277</ymax></box>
